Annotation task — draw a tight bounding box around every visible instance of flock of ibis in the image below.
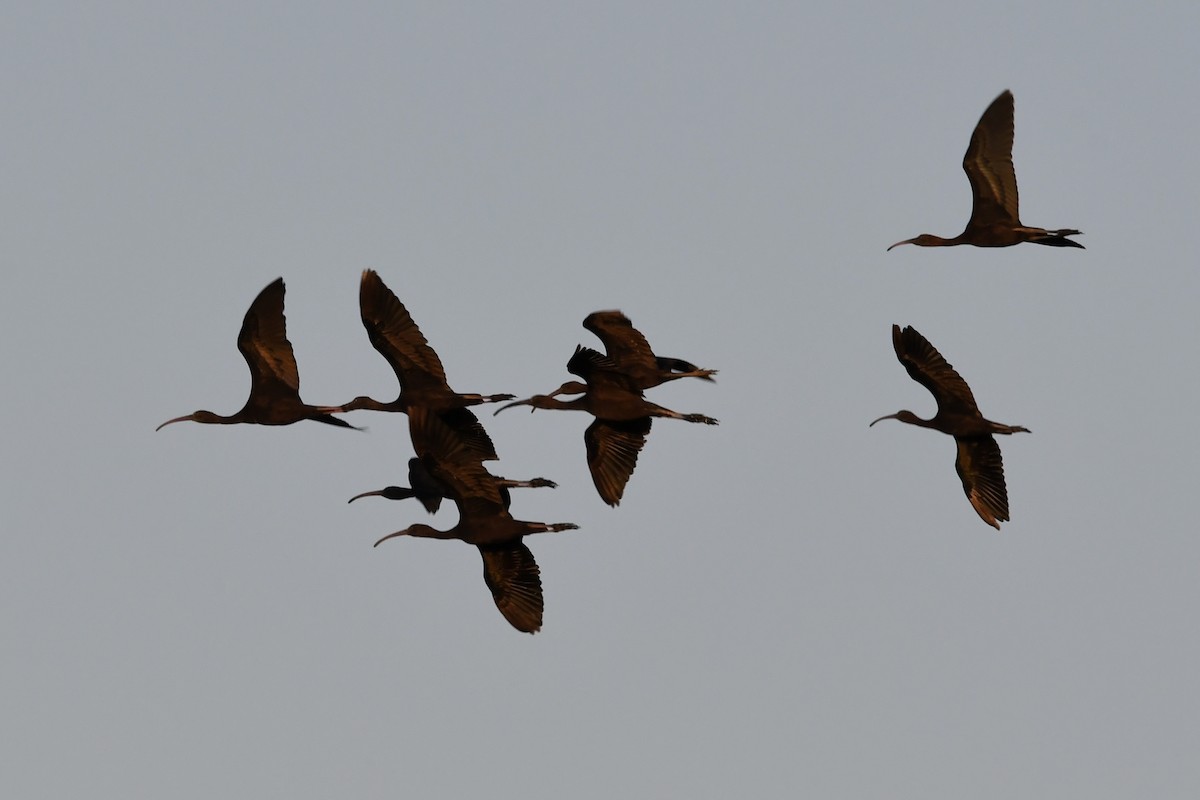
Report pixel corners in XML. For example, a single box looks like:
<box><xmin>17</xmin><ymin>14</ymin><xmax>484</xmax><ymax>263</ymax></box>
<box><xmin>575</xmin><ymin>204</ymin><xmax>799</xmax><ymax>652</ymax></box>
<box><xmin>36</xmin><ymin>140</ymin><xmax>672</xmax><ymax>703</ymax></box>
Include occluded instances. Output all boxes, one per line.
<box><xmin>159</xmin><ymin>269</ymin><xmax>717</xmax><ymax>632</ymax></box>
<box><xmin>159</xmin><ymin>89</ymin><xmax>1080</xmax><ymax>631</ymax></box>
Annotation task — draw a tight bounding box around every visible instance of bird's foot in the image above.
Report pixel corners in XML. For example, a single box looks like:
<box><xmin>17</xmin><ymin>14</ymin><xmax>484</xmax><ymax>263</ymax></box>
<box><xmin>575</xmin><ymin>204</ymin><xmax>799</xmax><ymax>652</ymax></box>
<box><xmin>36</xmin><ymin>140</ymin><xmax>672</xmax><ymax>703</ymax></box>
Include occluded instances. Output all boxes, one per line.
<box><xmin>528</xmin><ymin>478</ymin><xmax>558</xmax><ymax>488</ymax></box>
<box><xmin>684</xmin><ymin>414</ymin><xmax>719</xmax><ymax>425</ymax></box>
<box><xmin>547</xmin><ymin>523</ymin><xmax>580</xmax><ymax>533</ymax></box>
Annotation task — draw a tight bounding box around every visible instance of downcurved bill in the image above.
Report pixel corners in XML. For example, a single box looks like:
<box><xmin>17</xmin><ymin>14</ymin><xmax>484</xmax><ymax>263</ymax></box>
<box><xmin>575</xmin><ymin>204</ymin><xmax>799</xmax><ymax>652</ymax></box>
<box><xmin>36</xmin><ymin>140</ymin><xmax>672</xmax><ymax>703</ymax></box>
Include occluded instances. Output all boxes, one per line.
<box><xmin>869</xmin><ymin>412</ymin><xmax>901</xmax><ymax>427</ymax></box>
<box><xmin>373</xmin><ymin>529</ymin><xmax>409</xmax><ymax>548</ymax></box>
<box><xmin>886</xmin><ymin>238</ymin><xmax>918</xmax><ymax>251</ymax></box>
<box><xmin>155</xmin><ymin>415</ymin><xmax>194</xmax><ymax>431</ymax></box>
<box><xmin>494</xmin><ymin>398</ymin><xmax>536</xmax><ymax>416</ymax></box>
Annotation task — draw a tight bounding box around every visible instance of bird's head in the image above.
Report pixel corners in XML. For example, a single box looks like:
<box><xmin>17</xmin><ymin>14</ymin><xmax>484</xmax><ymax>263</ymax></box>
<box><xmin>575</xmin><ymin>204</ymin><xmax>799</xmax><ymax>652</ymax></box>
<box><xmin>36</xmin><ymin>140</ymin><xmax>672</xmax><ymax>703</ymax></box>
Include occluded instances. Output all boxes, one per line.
<box><xmin>869</xmin><ymin>410</ymin><xmax>921</xmax><ymax>427</ymax></box>
<box><xmin>887</xmin><ymin>234</ymin><xmax>941</xmax><ymax>250</ymax></box>
<box><xmin>156</xmin><ymin>410</ymin><xmax>219</xmax><ymax>430</ymax></box>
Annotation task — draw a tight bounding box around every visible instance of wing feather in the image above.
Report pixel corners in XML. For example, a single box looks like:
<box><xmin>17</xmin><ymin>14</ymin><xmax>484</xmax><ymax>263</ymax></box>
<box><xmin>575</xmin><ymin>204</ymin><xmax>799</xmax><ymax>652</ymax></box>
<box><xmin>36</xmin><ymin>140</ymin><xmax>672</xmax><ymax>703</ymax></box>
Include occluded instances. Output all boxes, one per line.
<box><xmin>479</xmin><ymin>542</ymin><xmax>543</xmax><ymax>633</ymax></box>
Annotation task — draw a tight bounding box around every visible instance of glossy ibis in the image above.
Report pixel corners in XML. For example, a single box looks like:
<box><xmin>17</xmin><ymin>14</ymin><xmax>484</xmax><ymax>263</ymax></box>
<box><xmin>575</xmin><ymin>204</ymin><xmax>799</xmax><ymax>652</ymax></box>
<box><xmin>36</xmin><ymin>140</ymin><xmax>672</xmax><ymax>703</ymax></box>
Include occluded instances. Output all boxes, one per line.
<box><xmin>871</xmin><ymin>324</ymin><xmax>1029</xmax><ymax>529</ymax></box>
<box><xmin>888</xmin><ymin>90</ymin><xmax>1083</xmax><ymax>250</ymax></box>
<box><xmin>496</xmin><ymin>346</ymin><xmax>717</xmax><ymax>505</ymax></box>
<box><xmin>349</xmin><ymin>456</ymin><xmax>556</xmax><ymax>513</ymax></box>
<box><xmin>322</xmin><ymin>269</ymin><xmax>511</xmax><ymax>459</ymax></box>
<box><xmin>156</xmin><ymin>278</ymin><xmax>357</xmax><ymax>431</ymax></box>
<box><xmin>372</xmin><ymin>409</ymin><xmax>578</xmax><ymax>633</ymax></box>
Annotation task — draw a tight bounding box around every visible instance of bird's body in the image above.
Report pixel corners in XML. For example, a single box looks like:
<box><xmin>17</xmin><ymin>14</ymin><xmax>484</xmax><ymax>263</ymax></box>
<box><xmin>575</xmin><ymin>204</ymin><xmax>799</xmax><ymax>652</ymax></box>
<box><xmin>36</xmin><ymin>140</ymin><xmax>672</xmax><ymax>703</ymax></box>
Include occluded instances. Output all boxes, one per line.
<box><xmin>888</xmin><ymin>90</ymin><xmax>1083</xmax><ymax>251</ymax></box>
<box><xmin>323</xmin><ymin>269</ymin><xmax>511</xmax><ymax>459</ymax></box>
<box><xmin>497</xmin><ymin>346</ymin><xmax>717</xmax><ymax>505</ymax></box>
<box><xmin>157</xmin><ymin>278</ymin><xmax>356</xmax><ymax>431</ymax></box>
<box><xmin>871</xmin><ymin>325</ymin><xmax>1029</xmax><ymax>529</ymax></box>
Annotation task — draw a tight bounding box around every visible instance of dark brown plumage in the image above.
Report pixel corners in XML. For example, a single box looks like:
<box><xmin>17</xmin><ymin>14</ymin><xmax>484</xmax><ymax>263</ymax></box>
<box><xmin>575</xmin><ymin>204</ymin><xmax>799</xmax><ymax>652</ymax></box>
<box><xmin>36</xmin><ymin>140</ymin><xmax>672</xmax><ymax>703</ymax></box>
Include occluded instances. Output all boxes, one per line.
<box><xmin>371</xmin><ymin>408</ymin><xmax>577</xmax><ymax>634</ymax></box>
<box><xmin>322</xmin><ymin>269</ymin><xmax>511</xmax><ymax>460</ymax></box>
<box><xmin>496</xmin><ymin>346</ymin><xmax>717</xmax><ymax>506</ymax></box>
<box><xmin>870</xmin><ymin>325</ymin><xmax>1030</xmax><ymax>529</ymax></box>
<box><xmin>156</xmin><ymin>278</ymin><xmax>357</xmax><ymax>431</ymax></box>
<box><xmin>554</xmin><ymin>310</ymin><xmax>716</xmax><ymax>393</ymax></box>
<box><xmin>888</xmin><ymin>90</ymin><xmax>1083</xmax><ymax>250</ymax></box>
<box><xmin>348</xmin><ymin>456</ymin><xmax>556</xmax><ymax>513</ymax></box>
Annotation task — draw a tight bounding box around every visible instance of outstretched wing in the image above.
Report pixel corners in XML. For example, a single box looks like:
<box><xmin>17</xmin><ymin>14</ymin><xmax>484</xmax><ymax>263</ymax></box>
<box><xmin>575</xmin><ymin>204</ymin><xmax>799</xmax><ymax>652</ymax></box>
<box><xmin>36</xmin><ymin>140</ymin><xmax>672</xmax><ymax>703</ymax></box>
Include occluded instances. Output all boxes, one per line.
<box><xmin>585</xmin><ymin>416</ymin><xmax>652</xmax><ymax>506</ymax></box>
<box><xmin>954</xmin><ymin>436</ymin><xmax>1010</xmax><ymax>530</ymax></box>
<box><xmin>237</xmin><ymin>277</ymin><xmax>302</xmax><ymax>400</ymax></box>
<box><xmin>583</xmin><ymin>310</ymin><xmax>658</xmax><ymax>371</ymax></box>
<box><xmin>893</xmin><ymin>325</ymin><xmax>981</xmax><ymax>418</ymax></box>
<box><xmin>963</xmin><ymin>90</ymin><xmax>1020</xmax><ymax>229</ymax></box>
<box><xmin>479</xmin><ymin>542</ymin><xmax>543</xmax><ymax>633</ymax></box>
<box><xmin>358</xmin><ymin>269</ymin><xmax>451</xmax><ymax>395</ymax></box>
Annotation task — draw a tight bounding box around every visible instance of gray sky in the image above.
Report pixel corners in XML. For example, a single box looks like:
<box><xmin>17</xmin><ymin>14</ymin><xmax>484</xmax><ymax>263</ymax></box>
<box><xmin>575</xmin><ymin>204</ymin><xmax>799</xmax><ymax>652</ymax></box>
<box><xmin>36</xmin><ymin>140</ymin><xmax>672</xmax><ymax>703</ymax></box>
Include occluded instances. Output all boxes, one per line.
<box><xmin>4</xmin><ymin>2</ymin><xmax>1198</xmax><ymax>797</ymax></box>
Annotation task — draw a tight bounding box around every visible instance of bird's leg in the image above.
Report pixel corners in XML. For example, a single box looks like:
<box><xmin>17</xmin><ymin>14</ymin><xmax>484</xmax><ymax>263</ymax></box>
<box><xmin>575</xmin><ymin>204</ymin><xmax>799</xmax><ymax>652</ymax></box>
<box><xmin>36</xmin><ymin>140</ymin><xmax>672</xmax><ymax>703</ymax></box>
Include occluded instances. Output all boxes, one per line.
<box><xmin>526</xmin><ymin>522</ymin><xmax>580</xmax><ymax>535</ymax></box>
<box><xmin>643</xmin><ymin>400</ymin><xmax>719</xmax><ymax>425</ymax></box>
<box><xmin>458</xmin><ymin>392</ymin><xmax>516</xmax><ymax>406</ymax></box>
<box><xmin>497</xmin><ymin>476</ymin><xmax>558</xmax><ymax>489</ymax></box>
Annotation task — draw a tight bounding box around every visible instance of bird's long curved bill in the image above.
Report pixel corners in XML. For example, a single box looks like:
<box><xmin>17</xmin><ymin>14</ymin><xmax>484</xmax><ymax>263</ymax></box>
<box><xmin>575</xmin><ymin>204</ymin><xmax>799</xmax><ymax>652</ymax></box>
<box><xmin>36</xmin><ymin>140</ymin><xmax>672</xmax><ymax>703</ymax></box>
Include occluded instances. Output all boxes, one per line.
<box><xmin>348</xmin><ymin>489</ymin><xmax>387</xmax><ymax>504</ymax></box>
<box><xmin>886</xmin><ymin>238</ymin><xmax>918</xmax><ymax>251</ymax></box>
<box><xmin>494</xmin><ymin>398</ymin><xmax>535</xmax><ymax>416</ymax></box>
<box><xmin>373</xmin><ymin>530</ymin><xmax>407</xmax><ymax>548</ymax></box>
<box><xmin>869</xmin><ymin>413</ymin><xmax>900</xmax><ymax>427</ymax></box>
<box><xmin>155</xmin><ymin>415</ymin><xmax>192</xmax><ymax>431</ymax></box>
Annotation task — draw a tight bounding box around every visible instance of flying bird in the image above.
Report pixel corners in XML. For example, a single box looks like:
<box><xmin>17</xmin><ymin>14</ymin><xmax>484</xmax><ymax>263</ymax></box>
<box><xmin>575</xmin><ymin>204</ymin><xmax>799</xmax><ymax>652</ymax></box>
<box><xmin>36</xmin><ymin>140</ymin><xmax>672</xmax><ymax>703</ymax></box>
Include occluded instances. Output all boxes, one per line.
<box><xmin>157</xmin><ymin>278</ymin><xmax>357</xmax><ymax>431</ymax></box>
<box><xmin>887</xmin><ymin>90</ymin><xmax>1083</xmax><ymax>250</ymax></box>
<box><xmin>322</xmin><ymin>269</ymin><xmax>512</xmax><ymax>459</ymax></box>
<box><xmin>349</xmin><ymin>456</ymin><xmax>557</xmax><ymax>513</ymax></box>
<box><xmin>870</xmin><ymin>325</ymin><xmax>1030</xmax><ymax>529</ymax></box>
<box><xmin>371</xmin><ymin>409</ymin><xmax>578</xmax><ymax>633</ymax></box>
<box><xmin>496</xmin><ymin>346</ymin><xmax>717</xmax><ymax>505</ymax></box>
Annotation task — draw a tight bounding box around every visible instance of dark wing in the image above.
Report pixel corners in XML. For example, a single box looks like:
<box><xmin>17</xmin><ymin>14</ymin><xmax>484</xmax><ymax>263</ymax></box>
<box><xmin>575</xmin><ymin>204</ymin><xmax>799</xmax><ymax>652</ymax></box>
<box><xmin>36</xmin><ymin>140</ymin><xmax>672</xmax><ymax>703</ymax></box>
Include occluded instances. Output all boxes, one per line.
<box><xmin>237</xmin><ymin>277</ymin><xmax>303</xmax><ymax>400</ymax></box>
<box><xmin>568</xmin><ymin>345</ymin><xmax>641</xmax><ymax>393</ymax></box>
<box><xmin>962</xmin><ymin>90</ymin><xmax>1020</xmax><ymax>229</ymax></box>
<box><xmin>954</xmin><ymin>436</ymin><xmax>1010</xmax><ymax>530</ymax></box>
<box><xmin>584</xmin><ymin>416</ymin><xmax>652</xmax><ymax>506</ymax></box>
<box><xmin>408</xmin><ymin>408</ymin><xmax>506</xmax><ymax>507</ymax></box>
<box><xmin>478</xmin><ymin>542</ymin><xmax>543</xmax><ymax>633</ymax></box>
<box><xmin>358</xmin><ymin>270</ymin><xmax>451</xmax><ymax>396</ymax></box>
<box><xmin>408</xmin><ymin>405</ymin><xmax>500</xmax><ymax>467</ymax></box>
<box><xmin>567</xmin><ymin>344</ymin><xmax>618</xmax><ymax>379</ymax></box>
<box><xmin>893</xmin><ymin>325</ymin><xmax>981</xmax><ymax>417</ymax></box>
<box><xmin>583</xmin><ymin>310</ymin><xmax>658</xmax><ymax>371</ymax></box>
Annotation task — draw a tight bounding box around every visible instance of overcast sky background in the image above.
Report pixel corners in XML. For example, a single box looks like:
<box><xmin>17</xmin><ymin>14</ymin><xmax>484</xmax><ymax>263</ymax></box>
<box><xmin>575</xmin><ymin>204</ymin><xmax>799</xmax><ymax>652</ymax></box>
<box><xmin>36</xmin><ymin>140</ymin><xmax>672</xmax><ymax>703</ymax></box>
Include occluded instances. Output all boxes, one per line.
<box><xmin>4</xmin><ymin>2</ymin><xmax>1199</xmax><ymax>797</ymax></box>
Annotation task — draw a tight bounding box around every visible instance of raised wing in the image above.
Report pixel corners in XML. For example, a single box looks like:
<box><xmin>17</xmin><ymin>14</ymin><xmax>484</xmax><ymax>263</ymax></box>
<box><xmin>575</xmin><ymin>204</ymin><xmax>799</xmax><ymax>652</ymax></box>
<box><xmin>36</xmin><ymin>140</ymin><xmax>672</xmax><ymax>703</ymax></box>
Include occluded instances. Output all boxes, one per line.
<box><xmin>583</xmin><ymin>310</ymin><xmax>658</xmax><ymax>371</ymax></box>
<box><xmin>237</xmin><ymin>277</ymin><xmax>302</xmax><ymax>399</ymax></box>
<box><xmin>954</xmin><ymin>436</ymin><xmax>1010</xmax><ymax>530</ymax></box>
<box><xmin>585</xmin><ymin>416</ymin><xmax>652</xmax><ymax>506</ymax></box>
<box><xmin>893</xmin><ymin>325</ymin><xmax>980</xmax><ymax>418</ymax></box>
<box><xmin>963</xmin><ymin>90</ymin><xmax>1020</xmax><ymax>229</ymax></box>
<box><xmin>479</xmin><ymin>541</ymin><xmax>543</xmax><ymax>633</ymax></box>
<box><xmin>358</xmin><ymin>269</ymin><xmax>451</xmax><ymax>396</ymax></box>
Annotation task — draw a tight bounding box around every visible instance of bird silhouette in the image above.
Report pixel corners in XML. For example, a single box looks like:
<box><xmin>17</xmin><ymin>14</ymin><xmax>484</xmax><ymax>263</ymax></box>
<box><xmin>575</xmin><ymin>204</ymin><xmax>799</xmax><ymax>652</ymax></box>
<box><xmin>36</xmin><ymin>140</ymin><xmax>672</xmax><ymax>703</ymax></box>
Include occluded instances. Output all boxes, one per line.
<box><xmin>871</xmin><ymin>325</ymin><xmax>1029</xmax><ymax>529</ymax></box>
<box><xmin>888</xmin><ymin>90</ymin><xmax>1083</xmax><ymax>250</ymax></box>
<box><xmin>322</xmin><ymin>269</ymin><xmax>511</xmax><ymax>460</ymax></box>
<box><xmin>544</xmin><ymin>310</ymin><xmax>715</xmax><ymax>395</ymax></box>
<box><xmin>371</xmin><ymin>408</ymin><xmax>578</xmax><ymax>633</ymax></box>
<box><xmin>496</xmin><ymin>345</ymin><xmax>717</xmax><ymax>505</ymax></box>
<box><xmin>157</xmin><ymin>278</ymin><xmax>357</xmax><ymax>431</ymax></box>
<box><xmin>349</xmin><ymin>456</ymin><xmax>557</xmax><ymax>513</ymax></box>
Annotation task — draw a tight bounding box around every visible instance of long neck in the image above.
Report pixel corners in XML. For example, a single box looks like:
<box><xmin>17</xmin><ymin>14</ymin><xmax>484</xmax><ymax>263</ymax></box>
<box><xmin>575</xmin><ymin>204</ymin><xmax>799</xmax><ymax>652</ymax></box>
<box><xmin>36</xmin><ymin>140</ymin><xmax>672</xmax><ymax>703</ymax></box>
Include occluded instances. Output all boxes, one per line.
<box><xmin>871</xmin><ymin>409</ymin><xmax>938</xmax><ymax>429</ymax></box>
<box><xmin>373</xmin><ymin>523</ymin><xmax>459</xmax><ymax>548</ymax></box>
<box><xmin>337</xmin><ymin>395</ymin><xmax>400</xmax><ymax>413</ymax></box>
